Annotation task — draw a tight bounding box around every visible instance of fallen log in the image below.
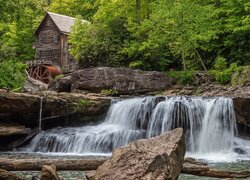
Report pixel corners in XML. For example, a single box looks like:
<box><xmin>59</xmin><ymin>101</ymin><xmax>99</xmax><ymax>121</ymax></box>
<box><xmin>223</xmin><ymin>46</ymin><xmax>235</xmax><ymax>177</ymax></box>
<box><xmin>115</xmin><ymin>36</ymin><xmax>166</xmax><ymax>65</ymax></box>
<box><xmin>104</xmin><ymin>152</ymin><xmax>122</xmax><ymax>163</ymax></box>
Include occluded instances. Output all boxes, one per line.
<box><xmin>0</xmin><ymin>158</ymin><xmax>108</xmax><ymax>171</ymax></box>
<box><xmin>182</xmin><ymin>158</ymin><xmax>250</xmax><ymax>178</ymax></box>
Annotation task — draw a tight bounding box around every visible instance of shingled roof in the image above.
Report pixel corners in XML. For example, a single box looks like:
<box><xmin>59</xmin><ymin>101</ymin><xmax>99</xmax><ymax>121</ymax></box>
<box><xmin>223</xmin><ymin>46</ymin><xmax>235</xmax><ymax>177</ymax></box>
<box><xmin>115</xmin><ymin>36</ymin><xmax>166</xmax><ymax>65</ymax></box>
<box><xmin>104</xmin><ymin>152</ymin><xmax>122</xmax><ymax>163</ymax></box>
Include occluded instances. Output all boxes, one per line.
<box><xmin>35</xmin><ymin>12</ymin><xmax>88</xmax><ymax>35</ymax></box>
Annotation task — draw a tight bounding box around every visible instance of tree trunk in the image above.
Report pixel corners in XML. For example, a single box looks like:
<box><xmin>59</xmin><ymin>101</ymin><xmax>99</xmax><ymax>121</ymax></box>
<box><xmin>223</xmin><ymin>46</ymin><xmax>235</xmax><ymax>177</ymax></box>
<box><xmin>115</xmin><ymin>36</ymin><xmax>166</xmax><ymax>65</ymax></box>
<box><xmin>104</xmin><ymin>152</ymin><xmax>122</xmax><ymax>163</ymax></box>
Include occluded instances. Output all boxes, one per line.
<box><xmin>181</xmin><ymin>54</ymin><xmax>187</xmax><ymax>71</ymax></box>
<box><xmin>146</xmin><ymin>0</ymin><xmax>150</xmax><ymax>19</ymax></box>
<box><xmin>136</xmin><ymin>0</ymin><xmax>141</xmax><ymax>25</ymax></box>
<box><xmin>194</xmin><ymin>48</ymin><xmax>208</xmax><ymax>73</ymax></box>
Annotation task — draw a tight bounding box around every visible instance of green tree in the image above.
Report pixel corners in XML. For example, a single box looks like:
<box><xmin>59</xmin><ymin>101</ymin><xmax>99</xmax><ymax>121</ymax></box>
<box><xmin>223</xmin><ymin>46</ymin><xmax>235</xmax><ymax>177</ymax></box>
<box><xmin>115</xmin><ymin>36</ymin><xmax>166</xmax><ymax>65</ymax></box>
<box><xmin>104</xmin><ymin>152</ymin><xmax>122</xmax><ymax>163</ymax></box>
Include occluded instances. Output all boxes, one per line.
<box><xmin>0</xmin><ymin>60</ymin><xmax>27</xmax><ymax>90</ymax></box>
<box><xmin>209</xmin><ymin>0</ymin><xmax>250</xmax><ymax>65</ymax></box>
<box><xmin>0</xmin><ymin>0</ymin><xmax>45</xmax><ymax>62</ymax></box>
<box><xmin>49</xmin><ymin>0</ymin><xmax>97</xmax><ymax>20</ymax></box>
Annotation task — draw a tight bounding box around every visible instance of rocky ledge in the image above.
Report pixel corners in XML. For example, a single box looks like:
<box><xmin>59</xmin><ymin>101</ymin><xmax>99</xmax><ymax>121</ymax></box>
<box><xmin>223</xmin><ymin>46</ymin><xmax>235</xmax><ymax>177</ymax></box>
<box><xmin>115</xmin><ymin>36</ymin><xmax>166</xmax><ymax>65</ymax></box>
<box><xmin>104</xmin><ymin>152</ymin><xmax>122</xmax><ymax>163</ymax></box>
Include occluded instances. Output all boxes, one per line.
<box><xmin>0</xmin><ymin>89</ymin><xmax>111</xmax><ymax>129</ymax></box>
<box><xmin>0</xmin><ymin>124</ymin><xmax>31</xmax><ymax>137</ymax></box>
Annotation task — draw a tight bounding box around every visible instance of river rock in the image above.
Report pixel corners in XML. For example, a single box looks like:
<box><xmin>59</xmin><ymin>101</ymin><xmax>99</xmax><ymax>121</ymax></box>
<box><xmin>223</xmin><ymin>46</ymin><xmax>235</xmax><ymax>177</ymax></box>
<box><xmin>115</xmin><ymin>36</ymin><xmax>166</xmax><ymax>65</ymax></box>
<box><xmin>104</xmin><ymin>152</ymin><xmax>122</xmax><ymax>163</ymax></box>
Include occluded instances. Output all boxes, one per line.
<box><xmin>0</xmin><ymin>168</ymin><xmax>24</xmax><ymax>180</ymax></box>
<box><xmin>92</xmin><ymin>128</ymin><xmax>185</xmax><ymax>180</ymax></box>
<box><xmin>23</xmin><ymin>77</ymin><xmax>48</xmax><ymax>92</ymax></box>
<box><xmin>71</xmin><ymin>67</ymin><xmax>174</xmax><ymax>94</ymax></box>
<box><xmin>40</xmin><ymin>164</ymin><xmax>60</xmax><ymax>180</ymax></box>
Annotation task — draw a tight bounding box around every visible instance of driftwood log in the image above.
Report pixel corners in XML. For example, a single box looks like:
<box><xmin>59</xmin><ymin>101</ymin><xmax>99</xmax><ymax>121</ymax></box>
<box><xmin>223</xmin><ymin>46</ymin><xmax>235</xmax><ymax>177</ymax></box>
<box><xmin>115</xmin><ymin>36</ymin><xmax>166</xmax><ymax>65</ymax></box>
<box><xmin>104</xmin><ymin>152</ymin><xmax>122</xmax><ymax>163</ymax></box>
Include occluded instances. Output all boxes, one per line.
<box><xmin>0</xmin><ymin>158</ymin><xmax>108</xmax><ymax>171</ymax></box>
<box><xmin>0</xmin><ymin>157</ymin><xmax>249</xmax><ymax>179</ymax></box>
<box><xmin>182</xmin><ymin>158</ymin><xmax>250</xmax><ymax>178</ymax></box>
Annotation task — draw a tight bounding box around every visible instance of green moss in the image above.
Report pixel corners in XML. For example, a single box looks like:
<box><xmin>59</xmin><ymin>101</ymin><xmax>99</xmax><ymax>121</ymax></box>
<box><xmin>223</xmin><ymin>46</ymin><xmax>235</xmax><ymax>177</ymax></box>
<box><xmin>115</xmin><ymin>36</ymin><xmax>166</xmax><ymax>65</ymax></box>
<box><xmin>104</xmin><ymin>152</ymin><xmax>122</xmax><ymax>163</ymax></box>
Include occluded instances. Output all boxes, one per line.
<box><xmin>101</xmin><ymin>89</ymin><xmax>118</xmax><ymax>96</ymax></box>
<box><xmin>129</xmin><ymin>60</ymin><xmax>144</xmax><ymax>69</ymax></box>
<box><xmin>74</xmin><ymin>99</ymin><xmax>93</xmax><ymax>111</ymax></box>
<box><xmin>55</xmin><ymin>74</ymin><xmax>64</xmax><ymax>80</ymax></box>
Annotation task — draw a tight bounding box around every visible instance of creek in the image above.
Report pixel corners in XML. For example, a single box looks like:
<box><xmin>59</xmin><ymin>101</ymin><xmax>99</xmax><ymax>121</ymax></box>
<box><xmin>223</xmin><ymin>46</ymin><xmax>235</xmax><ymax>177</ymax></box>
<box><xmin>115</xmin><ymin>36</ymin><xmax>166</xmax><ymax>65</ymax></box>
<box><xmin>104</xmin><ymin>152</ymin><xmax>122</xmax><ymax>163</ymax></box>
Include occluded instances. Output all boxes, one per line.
<box><xmin>3</xmin><ymin>96</ymin><xmax>250</xmax><ymax>179</ymax></box>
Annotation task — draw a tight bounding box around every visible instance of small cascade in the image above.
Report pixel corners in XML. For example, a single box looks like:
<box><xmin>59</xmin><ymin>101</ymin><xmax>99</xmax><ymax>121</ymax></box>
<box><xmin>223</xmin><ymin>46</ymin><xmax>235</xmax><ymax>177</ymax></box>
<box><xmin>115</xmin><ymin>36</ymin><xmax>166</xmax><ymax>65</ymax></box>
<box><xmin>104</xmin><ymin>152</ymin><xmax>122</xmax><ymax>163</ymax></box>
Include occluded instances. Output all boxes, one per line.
<box><xmin>24</xmin><ymin>96</ymin><xmax>250</xmax><ymax>160</ymax></box>
<box><xmin>38</xmin><ymin>97</ymin><xmax>43</xmax><ymax>133</ymax></box>
<box><xmin>197</xmin><ymin>98</ymin><xmax>237</xmax><ymax>153</ymax></box>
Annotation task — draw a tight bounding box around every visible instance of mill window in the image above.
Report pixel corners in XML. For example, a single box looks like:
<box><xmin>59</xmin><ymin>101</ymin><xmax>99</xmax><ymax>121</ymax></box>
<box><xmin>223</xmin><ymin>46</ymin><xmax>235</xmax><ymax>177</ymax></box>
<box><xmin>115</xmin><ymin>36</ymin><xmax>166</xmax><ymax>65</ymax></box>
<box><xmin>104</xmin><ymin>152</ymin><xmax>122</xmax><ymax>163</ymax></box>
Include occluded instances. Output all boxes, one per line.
<box><xmin>54</xmin><ymin>35</ymin><xmax>58</xmax><ymax>44</ymax></box>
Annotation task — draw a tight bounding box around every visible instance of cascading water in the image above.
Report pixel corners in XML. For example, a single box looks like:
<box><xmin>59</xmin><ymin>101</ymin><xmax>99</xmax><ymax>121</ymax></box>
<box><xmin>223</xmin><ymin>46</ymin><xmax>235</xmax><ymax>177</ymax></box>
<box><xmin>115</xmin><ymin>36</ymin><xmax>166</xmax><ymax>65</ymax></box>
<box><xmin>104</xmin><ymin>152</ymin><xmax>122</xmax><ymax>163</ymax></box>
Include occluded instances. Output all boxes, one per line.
<box><xmin>24</xmin><ymin>96</ymin><xmax>250</xmax><ymax>161</ymax></box>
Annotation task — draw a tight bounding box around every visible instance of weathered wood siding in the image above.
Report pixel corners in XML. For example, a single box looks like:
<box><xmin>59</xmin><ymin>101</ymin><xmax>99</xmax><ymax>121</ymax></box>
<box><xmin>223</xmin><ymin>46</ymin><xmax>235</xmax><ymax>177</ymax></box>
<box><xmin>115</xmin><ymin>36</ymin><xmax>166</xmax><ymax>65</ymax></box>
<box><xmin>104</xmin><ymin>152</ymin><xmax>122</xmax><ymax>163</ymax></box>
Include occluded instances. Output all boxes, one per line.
<box><xmin>35</xmin><ymin>16</ymin><xmax>61</xmax><ymax>66</ymax></box>
<box><xmin>60</xmin><ymin>35</ymin><xmax>76</xmax><ymax>71</ymax></box>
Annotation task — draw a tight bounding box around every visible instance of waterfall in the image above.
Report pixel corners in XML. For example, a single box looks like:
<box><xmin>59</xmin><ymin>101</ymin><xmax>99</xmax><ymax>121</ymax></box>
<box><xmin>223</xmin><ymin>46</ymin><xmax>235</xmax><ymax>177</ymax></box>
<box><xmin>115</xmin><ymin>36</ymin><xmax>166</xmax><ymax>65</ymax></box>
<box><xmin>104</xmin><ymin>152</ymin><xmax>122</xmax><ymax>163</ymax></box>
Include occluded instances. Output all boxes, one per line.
<box><xmin>25</xmin><ymin>96</ymin><xmax>249</xmax><ymax>160</ymax></box>
<box><xmin>38</xmin><ymin>97</ymin><xmax>43</xmax><ymax>133</ymax></box>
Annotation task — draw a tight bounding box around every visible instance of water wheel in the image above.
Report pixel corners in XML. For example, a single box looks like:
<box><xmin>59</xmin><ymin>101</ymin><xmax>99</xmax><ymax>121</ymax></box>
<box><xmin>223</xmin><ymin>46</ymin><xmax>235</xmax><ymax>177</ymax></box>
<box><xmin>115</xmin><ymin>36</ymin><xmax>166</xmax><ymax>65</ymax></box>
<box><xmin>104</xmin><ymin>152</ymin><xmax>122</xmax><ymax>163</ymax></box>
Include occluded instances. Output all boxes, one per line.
<box><xmin>28</xmin><ymin>65</ymin><xmax>61</xmax><ymax>84</ymax></box>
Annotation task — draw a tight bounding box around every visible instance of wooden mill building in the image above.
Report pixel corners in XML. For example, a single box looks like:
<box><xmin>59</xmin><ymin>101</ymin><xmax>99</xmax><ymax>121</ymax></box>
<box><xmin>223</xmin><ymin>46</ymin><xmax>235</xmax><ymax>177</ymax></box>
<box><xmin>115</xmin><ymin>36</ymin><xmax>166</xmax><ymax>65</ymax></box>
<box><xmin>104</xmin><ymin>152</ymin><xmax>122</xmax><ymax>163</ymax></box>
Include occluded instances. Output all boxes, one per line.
<box><xmin>27</xmin><ymin>12</ymin><xmax>88</xmax><ymax>83</ymax></box>
<box><xmin>33</xmin><ymin>12</ymin><xmax>87</xmax><ymax>72</ymax></box>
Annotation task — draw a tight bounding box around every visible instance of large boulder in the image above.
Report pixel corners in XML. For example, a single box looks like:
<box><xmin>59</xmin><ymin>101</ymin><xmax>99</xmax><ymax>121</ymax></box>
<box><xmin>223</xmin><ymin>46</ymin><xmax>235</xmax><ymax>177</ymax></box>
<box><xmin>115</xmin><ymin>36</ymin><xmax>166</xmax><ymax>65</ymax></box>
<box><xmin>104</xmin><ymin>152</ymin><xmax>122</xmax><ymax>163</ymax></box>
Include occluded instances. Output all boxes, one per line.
<box><xmin>72</xmin><ymin>67</ymin><xmax>174</xmax><ymax>94</ymax></box>
<box><xmin>92</xmin><ymin>128</ymin><xmax>185</xmax><ymax>180</ymax></box>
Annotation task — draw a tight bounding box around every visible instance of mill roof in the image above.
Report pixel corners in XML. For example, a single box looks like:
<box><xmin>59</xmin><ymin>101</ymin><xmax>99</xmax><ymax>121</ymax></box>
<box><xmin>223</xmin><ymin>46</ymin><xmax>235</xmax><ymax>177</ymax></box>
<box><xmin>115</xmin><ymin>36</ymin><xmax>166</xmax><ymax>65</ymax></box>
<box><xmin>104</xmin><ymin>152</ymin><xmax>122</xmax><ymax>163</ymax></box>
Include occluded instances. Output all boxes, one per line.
<box><xmin>35</xmin><ymin>12</ymin><xmax>88</xmax><ymax>35</ymax></box>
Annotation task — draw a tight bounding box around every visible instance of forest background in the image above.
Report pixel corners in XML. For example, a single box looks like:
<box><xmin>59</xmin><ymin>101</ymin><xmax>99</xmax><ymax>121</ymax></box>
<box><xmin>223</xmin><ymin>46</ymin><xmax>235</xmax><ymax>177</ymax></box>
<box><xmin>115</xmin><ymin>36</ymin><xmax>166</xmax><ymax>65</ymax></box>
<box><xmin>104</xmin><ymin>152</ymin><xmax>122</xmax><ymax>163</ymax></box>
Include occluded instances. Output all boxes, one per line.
<box><xmin>0</xmin><ymin>0</ymin><xmax>249</xmax><ymax>89</ymax></box>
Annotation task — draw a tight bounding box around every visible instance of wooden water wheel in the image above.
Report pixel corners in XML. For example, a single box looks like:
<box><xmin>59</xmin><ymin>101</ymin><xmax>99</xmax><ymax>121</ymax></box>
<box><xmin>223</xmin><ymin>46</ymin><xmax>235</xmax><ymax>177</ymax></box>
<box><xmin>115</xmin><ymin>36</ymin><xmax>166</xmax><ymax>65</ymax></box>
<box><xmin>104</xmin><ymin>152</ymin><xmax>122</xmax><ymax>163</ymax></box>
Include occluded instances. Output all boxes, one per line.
<box><xmin>28</xmin><ymin>65</ymin><xmax>61</xmax><ymax>84</ymax></box>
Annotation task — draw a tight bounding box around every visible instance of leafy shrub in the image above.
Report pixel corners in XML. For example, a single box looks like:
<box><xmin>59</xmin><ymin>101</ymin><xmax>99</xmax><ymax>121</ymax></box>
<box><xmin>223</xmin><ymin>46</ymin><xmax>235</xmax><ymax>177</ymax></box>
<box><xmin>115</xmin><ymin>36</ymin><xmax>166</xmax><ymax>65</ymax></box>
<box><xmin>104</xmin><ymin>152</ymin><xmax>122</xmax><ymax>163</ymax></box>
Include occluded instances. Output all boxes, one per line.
<box><xmin>179</xmin><ymin>71</ymin><xmax>195</xmax><ymax>85</ymax></box>
<box><xmin>129</xmin><ymin>60</ymin><xmax>144</xmax><ymax>69</ymax></box>
<box><xmin>214</xmin><ymin>56</ymin><xmax>227</xmax><ymax>70</ymax></box>
<box><xmin>101</xmin><ymin>89</ymin><xmax>118</xmax><ymax>96</ymax></box>
<box><xmin>231</xmin><ymin>66</ymin><xmax>249</xmax><ymax>86</ymax></box>
<box><xmin>166</xmin><ymin>71</ymin><xmax>196</xmax><ymax>85</ymax></box>
<box><xmin>212</xmin><ymin>70</ymin><xmax>231</xmax><ymax>84</ymax></box>
<box><xmin>0</xmin><ymin>60</ymin><xmax>27</xmax><ymax>90</ymax></box>
<box><xmin>211</xmin><ymin>63</ymin><xmax>243</xmax><ymax>84</ymax></box>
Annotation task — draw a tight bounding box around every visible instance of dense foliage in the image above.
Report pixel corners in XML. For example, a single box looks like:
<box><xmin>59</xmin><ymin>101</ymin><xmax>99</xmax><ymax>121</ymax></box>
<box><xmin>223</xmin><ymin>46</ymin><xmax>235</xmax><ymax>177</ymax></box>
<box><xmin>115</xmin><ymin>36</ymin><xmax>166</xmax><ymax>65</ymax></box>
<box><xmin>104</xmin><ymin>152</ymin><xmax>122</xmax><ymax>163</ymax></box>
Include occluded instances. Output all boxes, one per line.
<box><xmin>69</xmin><ymin>0</ymin><xmax>250</xmax><ymax>71</ymax></box>
<box><xmin>0</xmin><ymin>60</ymin><xmax>27</xmax><ymax>90</ymax></box>
<box><xmin>0</xmin><ymin>0</ymin><xmax>249</xmax><ymax>88</ymax></box>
